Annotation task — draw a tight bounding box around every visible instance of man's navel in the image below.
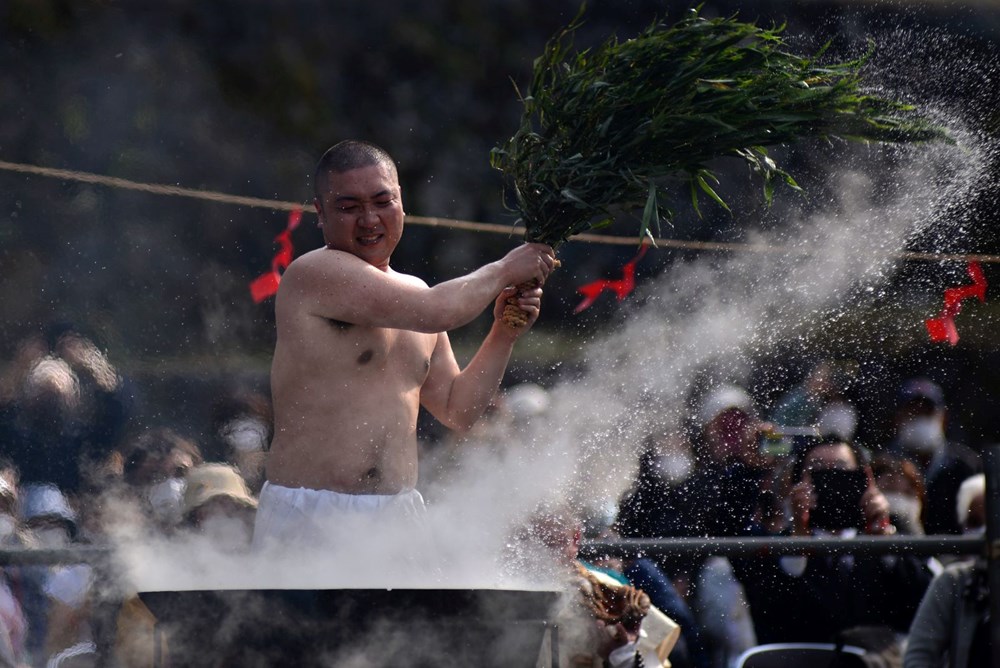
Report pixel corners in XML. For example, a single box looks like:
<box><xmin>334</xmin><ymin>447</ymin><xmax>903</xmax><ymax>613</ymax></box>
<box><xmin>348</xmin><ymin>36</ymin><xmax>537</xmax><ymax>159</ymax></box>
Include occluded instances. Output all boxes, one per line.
<box><xmin>357</xmin><ymin>349</ymin><xmax>374</xmax><ymax>365</ymax></box>
<box><xmin>327</xmin><ymin>317</ymin><xmax>353</xmax><ymax>331</ymax></box>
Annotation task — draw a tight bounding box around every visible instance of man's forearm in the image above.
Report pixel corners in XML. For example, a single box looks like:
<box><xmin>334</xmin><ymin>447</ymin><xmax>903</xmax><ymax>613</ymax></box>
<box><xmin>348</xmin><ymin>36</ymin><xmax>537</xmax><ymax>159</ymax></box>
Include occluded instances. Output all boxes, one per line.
<box><xmin>415</xmin><ymin>262</ymin><xmax>512</xmax><ymax>333</ymax></box>
<box><xmin>444</xmin><ymin>324</ymin><xmax>518</xmax><ymax>432</ymax></box>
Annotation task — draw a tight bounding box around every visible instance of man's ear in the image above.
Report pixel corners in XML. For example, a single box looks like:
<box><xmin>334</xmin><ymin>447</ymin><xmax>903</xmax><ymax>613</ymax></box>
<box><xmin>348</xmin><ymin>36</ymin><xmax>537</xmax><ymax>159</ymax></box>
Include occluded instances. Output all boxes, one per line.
<box><xmin>313</xmin><ymin>198</ymin><xmax>324</xmax><ymax>227</ymax></box>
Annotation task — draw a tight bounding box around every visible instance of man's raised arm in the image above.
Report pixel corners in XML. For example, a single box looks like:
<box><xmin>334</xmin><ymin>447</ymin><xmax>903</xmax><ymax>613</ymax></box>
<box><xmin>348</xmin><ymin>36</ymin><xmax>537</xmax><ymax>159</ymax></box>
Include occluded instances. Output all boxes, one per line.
<box><xmin>419</xmin><ymin>284</ymin><xmax>544</xmax><ymax>433</ymax></box>
<box><xmin>279</xmin><ymin>243</ymin><xmax>553</xmax><ymax>333</ymax></box>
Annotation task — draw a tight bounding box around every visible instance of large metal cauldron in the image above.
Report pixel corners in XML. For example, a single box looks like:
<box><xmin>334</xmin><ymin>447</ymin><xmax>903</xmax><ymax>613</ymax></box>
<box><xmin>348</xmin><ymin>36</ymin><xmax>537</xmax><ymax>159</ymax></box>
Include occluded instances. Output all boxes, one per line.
<box><xmin>139</xmin><ymin>588</ymin><xmax>560</xmax><ymax>667</ymax></box>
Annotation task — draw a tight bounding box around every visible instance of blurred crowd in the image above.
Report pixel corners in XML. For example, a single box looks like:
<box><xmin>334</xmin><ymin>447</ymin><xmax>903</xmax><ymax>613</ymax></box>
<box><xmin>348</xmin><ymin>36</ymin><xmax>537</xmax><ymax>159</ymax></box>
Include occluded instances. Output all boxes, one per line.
<box><xmin>0</xmin><ymin>327</ymin><xmax>991</xmax><ymax>667</ymax></box>
<box><xmin>0</xmin><ymin>325</ymin><xmax>265</xmax><ymax>667</ymax></box>
<box><xmin>451</xmin><ymin>360</ymin><xmax>990</xmax><ymax>668</ymax></box>
<box><xmin>588</xmin><ymin>360</ymin><xmax>985</xmax><ymax>668</ymax></box>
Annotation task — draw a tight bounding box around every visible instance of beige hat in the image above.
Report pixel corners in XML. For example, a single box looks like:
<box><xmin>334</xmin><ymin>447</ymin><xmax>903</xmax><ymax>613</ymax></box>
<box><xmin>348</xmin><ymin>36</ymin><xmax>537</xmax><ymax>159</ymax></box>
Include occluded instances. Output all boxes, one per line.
<box><xmin>182</xmin><ymin>464</ymin><xmax>257</xmax><ymax>518</ymax></box>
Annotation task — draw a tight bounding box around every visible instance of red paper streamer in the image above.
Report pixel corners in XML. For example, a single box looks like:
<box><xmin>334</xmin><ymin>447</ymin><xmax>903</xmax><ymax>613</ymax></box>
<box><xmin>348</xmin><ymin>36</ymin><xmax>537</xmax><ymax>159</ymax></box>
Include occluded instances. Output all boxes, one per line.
<box><xmin>573</xmin><ymin>244</ymin><xmax>649</xmax><ymax>313</ymax></box>
<box><xmin>924</xmin><ymin>261</ymin><xmax>987</xmax><ymax>345</ymax></box>
<box><xmin>250</xmin><ymin>209</ymin><xmax>303</xmax><ymax>303</ymax></box>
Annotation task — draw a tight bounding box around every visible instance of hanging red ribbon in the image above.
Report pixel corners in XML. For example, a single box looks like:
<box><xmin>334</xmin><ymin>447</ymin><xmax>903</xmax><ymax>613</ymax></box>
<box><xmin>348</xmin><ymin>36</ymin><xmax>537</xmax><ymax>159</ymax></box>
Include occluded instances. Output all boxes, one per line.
<box><xmin>249</xmin><ymin>209</ymin><xmax>303</xmax><ymax>303</ymax></box>
<box><xmin>924</xmin><ymin>261</ymin><xmax>987</xmax><ymax>345</ymax></box>
<box><xmin>573</xmin><ymin>244</ymin><xmax>649</xmax><ymax>313</ymax></box>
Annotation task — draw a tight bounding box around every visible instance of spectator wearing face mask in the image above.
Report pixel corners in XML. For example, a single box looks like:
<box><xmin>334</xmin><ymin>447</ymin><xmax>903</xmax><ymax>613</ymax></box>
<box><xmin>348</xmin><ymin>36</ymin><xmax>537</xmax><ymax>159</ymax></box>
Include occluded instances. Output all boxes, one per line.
<box><xmin>620</xmin><ymin>385</ymin><xmax>769</xmax><ymax>668</ymax></box>
<box><xmin>871</xmin><ymin>453</ymin><xmax>928</xmax><ymax>535</ymax></box>
<box><xmin>888</xmin><ymin>378</ymin><xmax>980</xmax><ymax>535</ymax></box>
<box><xmin>19</xmin><ymin>484</ymin><xmax>94</xmax><ymax>664</ymax></box>
<box><xmin>122</xmin><ymin>427</ymin><xmax>203</xmax><ymax>536</ymax></box>
<box><xmin>617</xmin><ymin>385</ymin><xmax>771</xmax><ymax>554</ymax></box>
<box><xmin>205</xmin><ymin>391</ymin><xmax>272</xmax><ymax>496</ymax></box>
<box><xmin>616</xmin><ymin>433</ymin><xmax>694</xmax><ymax>543</ymax></box>
<box><xmin>732</xmin><ymin>437</ymin><xmax>933</xmax><ymax>644</ymax></box>
<box><xmin>904</xmin><ymin>474</ymin><xmax>990</xmax><ymax>668</ymax></box>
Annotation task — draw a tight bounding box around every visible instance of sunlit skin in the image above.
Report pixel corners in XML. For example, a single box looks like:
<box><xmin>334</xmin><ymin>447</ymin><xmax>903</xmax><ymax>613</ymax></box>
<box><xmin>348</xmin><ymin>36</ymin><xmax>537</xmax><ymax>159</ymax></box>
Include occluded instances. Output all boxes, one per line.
<box><xmin>789</xmin><ymin>442</ymin><xmax>892</xmax><ymax>536</ymax></box>
<box><xmin>266</xmin><ymin>161</ymin><xmax>555</xmax><ymax>494</ymax></box>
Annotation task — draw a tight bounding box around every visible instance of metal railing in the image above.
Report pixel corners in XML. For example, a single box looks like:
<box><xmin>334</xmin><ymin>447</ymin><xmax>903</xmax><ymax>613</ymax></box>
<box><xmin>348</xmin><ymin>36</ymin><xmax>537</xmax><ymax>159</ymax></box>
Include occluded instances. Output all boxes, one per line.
<box><xmin>579</xmin><ymin>534</ymin><xmax>986</xmax><ymax>559</ymax></box>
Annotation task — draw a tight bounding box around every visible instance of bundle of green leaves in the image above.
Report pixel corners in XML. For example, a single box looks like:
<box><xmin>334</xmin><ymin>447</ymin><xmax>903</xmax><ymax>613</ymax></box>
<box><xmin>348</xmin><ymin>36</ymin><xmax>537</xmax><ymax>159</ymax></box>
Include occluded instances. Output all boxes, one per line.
<box><xmin>490</xmin><ymin>7</ymin><xmax>951</xmax><ymax>248</ymax></box>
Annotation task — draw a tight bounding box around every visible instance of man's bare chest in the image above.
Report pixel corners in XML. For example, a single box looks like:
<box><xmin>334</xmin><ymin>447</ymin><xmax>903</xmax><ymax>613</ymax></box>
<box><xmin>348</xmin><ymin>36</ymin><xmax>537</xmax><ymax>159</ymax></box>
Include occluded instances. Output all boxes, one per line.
<box><xmin>324</xmin><ymin>318</ymin><xmax>434</xmax><ymax>380</ymax></box>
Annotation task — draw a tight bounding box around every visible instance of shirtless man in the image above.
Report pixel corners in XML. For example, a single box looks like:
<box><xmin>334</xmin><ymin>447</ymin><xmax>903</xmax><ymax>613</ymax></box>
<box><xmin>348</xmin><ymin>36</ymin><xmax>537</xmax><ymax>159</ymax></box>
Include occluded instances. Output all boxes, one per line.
<box><xmin>253</xmin><ymin>140</ymin><xmax>555</xmax><ymax>549</ymax></box>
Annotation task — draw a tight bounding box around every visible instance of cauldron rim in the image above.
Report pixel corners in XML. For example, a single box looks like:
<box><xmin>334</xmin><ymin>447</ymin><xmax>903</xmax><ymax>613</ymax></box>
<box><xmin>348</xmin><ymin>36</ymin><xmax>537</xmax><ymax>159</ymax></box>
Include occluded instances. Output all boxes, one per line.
<box><xmin>138</xmin><ymin>586</ymin><xmax>562</xmax><ymax>624</ymax></box>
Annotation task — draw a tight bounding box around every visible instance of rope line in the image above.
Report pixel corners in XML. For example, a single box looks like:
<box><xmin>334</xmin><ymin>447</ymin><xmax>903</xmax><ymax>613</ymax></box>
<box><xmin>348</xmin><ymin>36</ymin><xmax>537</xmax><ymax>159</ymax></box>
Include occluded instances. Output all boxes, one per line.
<box><xmin>1</xmin><ymin>158</ymin><xmax>996</xmax><ymax>263</ymax></box>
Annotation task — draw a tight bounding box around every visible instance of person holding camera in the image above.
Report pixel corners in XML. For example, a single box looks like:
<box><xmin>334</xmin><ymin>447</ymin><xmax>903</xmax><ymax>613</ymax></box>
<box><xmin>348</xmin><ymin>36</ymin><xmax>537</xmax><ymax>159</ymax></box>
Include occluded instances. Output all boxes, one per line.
<box><xmin>733</xmin><ymin>437</ymin><xmax>934</xmax><ymax>645</ymax></box>
<box><xmin>786</xmin><ymin>438</ymin><xmax>894</xmax><ymax>539</ymax></box>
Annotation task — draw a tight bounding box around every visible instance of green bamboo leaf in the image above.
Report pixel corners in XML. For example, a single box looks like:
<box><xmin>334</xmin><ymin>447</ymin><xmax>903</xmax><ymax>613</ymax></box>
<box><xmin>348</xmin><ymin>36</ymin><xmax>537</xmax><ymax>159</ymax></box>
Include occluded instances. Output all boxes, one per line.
<box><xmin>689</xmin><ymin>178</ymin><xmax>703</xmax><ymax>219</ymax></box>
<box><xmin>696</xmin><ymin>172</ymin><xmax>731</xmax><ymax>213</ymax></box>
<box><xmin>641</xmin><ymin>181</ymin><xmax>659</xmax><ymax>240</ymax></box>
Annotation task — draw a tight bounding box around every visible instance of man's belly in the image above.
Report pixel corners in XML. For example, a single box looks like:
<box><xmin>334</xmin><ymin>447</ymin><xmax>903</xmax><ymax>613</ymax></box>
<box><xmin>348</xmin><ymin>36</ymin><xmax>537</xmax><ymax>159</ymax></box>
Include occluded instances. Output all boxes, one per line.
<box><xmin>266</xmin><ymin>421</ymin><xmax>419</xmax><ymax>494</ymax></box>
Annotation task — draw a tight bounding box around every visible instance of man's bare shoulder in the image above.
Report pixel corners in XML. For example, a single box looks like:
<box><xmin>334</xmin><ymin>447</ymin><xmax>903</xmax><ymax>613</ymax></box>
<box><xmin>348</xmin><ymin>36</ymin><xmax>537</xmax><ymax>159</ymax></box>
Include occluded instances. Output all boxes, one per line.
<box><xmin>283</xmin><ymin>246</ymin><xmax>355</xmax><ymax>278</ymax></box>
<box><xmin>277</xmin><ymin>247</ymin><xmax>370</xmax><ymax>301</ymax></box>
<box><xmin>277</xmin><ymin>248</ymin><xmax>428</xmax><ymax>326</ymax></box>
<box><xmin>275</xmin><ymin>248</ymin><xmax>349</xmax><ymax>317</ymax></box>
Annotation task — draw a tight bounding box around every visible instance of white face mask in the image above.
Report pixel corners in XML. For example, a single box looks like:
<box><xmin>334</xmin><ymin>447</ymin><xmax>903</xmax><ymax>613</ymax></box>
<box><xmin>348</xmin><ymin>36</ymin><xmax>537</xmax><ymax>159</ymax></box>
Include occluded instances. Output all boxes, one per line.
<box><xmin>0</xmin><ymin>514</ymin><xmax>16</xmax><ymax>541</ymax></box>
<box><xmin>653</xmin><ymin>454</ymin><xmax>693</xmax><ymax>485</ymax></box>
<box><xmin>146</xmin><ymin>478</ymin><xmax>186</xmax><ymax>524</ymax></box>
<box><xmin>898</xmin><ymin>415</ymin><xmax>946</xmax><ymax>454</ymax></box>
<box><xmin>883</xmin><ymin>492</ymin><xmax>923</xmax><ymax>531</ymax></box>
<box><xmin>817</xmin><ymin>402</ymin><xmax>858</xmax><ymax>442</ymax></box>
<box><xmin>221</xmin><ymin>418</ymin><xmax>268</xmax><ymax>454</ymax></box>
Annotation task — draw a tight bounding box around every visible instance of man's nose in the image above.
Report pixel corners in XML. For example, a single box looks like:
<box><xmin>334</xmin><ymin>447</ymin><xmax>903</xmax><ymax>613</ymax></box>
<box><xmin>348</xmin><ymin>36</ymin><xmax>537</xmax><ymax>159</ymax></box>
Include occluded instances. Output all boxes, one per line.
<box><xmin>358</xmin><ymin>205</ymin><xmax>380</xmax><ymax>226</ymax></box>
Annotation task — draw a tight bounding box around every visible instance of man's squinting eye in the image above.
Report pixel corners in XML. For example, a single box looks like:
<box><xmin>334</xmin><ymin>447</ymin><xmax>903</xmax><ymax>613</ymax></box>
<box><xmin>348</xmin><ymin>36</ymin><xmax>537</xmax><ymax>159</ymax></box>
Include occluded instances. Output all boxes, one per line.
<box><xmin>337</xmin><ymin>198</ymin><xmax>394</xmax><ymax>213</ymax></box>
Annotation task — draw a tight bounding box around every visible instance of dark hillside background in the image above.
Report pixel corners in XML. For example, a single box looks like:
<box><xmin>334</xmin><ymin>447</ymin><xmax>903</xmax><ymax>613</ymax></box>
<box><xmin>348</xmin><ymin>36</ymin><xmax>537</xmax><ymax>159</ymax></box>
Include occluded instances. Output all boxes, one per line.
<box><xmin>1</xmin><ymin>0</ymin><xmax>999</xmax><ymax>443</ymax></box>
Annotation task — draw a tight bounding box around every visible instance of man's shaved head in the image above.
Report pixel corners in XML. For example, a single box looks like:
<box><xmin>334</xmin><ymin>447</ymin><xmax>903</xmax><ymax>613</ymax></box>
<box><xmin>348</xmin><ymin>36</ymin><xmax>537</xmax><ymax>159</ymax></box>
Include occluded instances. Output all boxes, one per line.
<box><xmin>314</xmin><ymin>140</ymin><xmax>398</xmax><ymax>205</ymax></box>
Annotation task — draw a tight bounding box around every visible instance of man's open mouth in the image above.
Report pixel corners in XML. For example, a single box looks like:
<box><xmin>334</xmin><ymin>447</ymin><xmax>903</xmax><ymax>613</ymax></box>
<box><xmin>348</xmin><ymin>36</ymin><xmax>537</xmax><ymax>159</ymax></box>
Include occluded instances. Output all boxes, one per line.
<box><xmin>357</xmin><ymin>233</ymin><xmax>382</xmax><ymax>246</ymax></box>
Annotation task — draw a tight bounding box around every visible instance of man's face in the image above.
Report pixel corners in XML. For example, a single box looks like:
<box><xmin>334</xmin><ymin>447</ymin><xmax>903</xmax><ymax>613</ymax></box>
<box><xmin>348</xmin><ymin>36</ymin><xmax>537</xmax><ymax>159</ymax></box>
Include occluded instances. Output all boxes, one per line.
<box><xmin>704</xmin><ymin>407</ymin><xmax>756</xmax><ymax>463</ymax></box>
<box><xmin>315</xmin><ymin>162</ymin><xmax>404</xmax><ymax>271</ymax></box>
